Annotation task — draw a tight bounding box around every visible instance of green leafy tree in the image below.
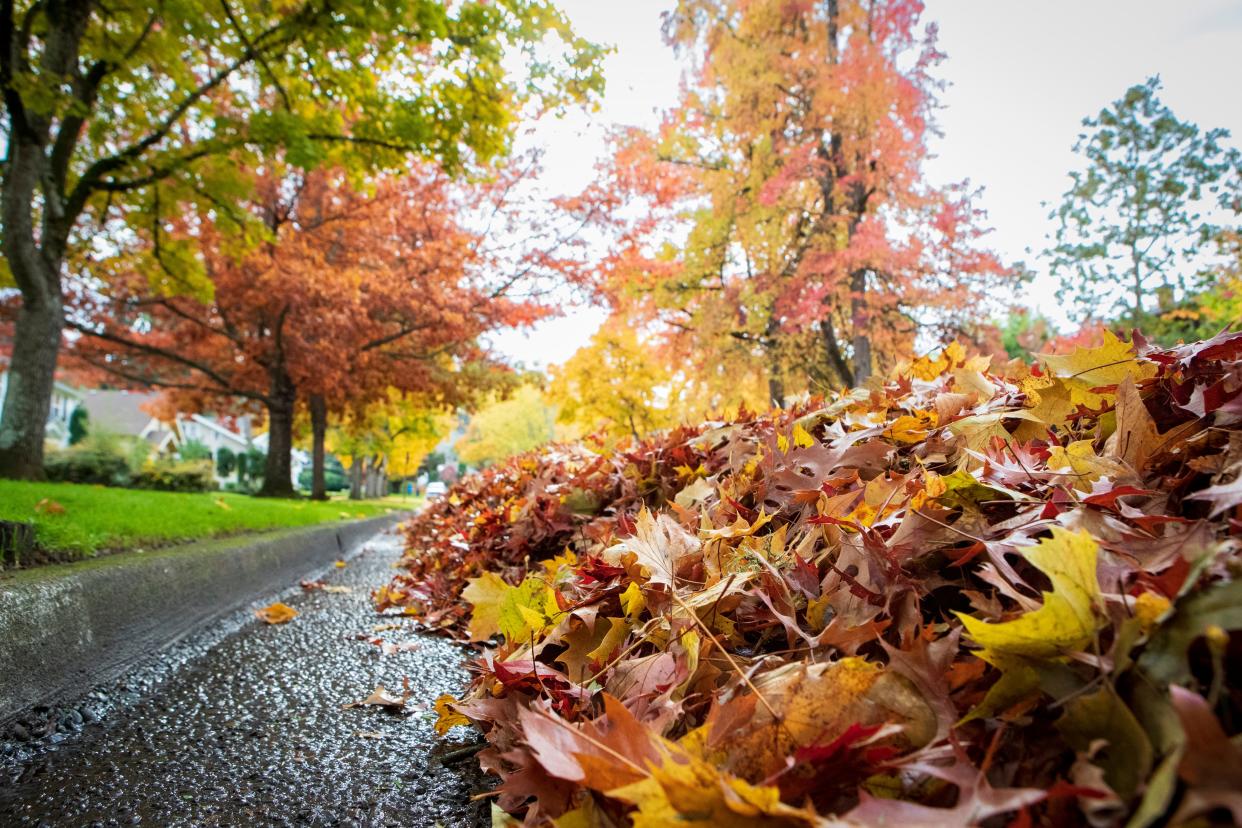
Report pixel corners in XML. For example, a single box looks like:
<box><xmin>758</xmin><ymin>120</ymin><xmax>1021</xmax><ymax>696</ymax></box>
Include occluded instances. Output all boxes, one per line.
<box><xmin>1046</xmin><ymin>77</ymin><xmax>1241</xmax><ymax>324</ymax></box>
<box><xmin>998</xmin><ymin>310</ymin><xmax>1053</xmax><ymax>360</ymax></box>
<box><xmin>0</xmin><ymin>0</ymin><xmax>604</xmax><ymax>481</ymax></box>
<box><xmin>216</xmin><ymin>446</ymin><xmax>236</xmax><ymax>478</ymax></box>
<box><xmin>67</xmin><ymin>405</ymin><xmax>89</xmax><ymax>445</ymax></box>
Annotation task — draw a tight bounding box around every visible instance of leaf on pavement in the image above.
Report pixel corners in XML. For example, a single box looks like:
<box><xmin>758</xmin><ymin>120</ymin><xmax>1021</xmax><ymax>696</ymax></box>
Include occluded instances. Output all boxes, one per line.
<box><xmin>345</xmin><ymin>677</ymin><xmax>413</xmax><ymax>711</ymax></box>
<box><xmin>255</xmin><ymin>602</ymin><xmax>298</xmax><ymax>624</ymax></box>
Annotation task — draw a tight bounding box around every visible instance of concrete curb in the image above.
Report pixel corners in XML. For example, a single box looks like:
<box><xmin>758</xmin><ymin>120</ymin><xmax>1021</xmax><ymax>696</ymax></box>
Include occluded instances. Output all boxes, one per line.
<box><xmin>0</xmin><ymin>513</ymin><xmax>408</xmax><ymax>722</ymax></box>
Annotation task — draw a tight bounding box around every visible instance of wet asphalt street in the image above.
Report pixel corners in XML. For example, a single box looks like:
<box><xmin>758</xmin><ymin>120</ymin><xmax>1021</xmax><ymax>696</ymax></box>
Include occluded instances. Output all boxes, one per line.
<box><xmin>0</xmin><ymin>525</ymin><xmax>487</xmax><ymax>827</ymax></box>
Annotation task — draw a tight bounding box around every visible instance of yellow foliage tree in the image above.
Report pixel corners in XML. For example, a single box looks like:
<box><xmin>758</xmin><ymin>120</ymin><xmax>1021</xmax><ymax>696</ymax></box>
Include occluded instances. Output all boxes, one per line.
<box><xmin>455</xmin><ymin>385</ymin><xmax>556</xmax><ymax>468</ymax></box>
<box><xmin>549</xmin><ymin>316</ymin><xmax>680</xmax><ymax>443</ymax></box>
<box><xmin>327</xmin><ymin>390</ymin><xmax>453</xmax><ymax>497</ymax></box>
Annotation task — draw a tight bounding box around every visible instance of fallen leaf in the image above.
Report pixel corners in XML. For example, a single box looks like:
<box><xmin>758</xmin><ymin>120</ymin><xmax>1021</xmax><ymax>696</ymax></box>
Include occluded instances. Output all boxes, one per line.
<box><xmin>956</xmin><ymin>528</ymin><xmax>1102</xmax><ymax>660</ymax></box>
<box><xmin>34</xmin><ymin>498</ymin><xmax>65</xmax><ymax>515</ymax></box>
<box><xmin>255</xmin><ymin>602</ymin><xmax>298</xmax><ymax>624</ymax></box>
<box><xmin>345</xmin><ymin>678</ymin><xmax>412</xmax><ymax>711</ymax></box>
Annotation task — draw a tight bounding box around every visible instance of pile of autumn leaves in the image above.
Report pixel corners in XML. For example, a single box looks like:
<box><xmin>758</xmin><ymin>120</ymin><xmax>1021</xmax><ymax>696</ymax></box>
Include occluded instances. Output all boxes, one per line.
<box><xmin>375</xmin><ymin>331</ymin><xmax>1242</xmax><ymax>827</ymax></box>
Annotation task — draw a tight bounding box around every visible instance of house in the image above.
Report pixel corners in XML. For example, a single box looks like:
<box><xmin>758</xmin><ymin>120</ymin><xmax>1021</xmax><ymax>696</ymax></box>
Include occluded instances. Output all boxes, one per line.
<box><xmin>0</xmin><ymin>370</ymin><xmax>83</xmax><ymax>447</ymax></box>
<box><xmin>1</xmin><ymin>371</ymin><xmax>298</xmax><ymax>490</ymax></box>
<box><xmin>76</xmin><ymin>388</ymin><xmax>168</xmax><ymax>447</ymax></box>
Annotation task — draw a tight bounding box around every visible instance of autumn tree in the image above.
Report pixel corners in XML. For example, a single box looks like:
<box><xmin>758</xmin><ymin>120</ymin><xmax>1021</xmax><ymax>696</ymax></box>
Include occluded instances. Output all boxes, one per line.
<box><xmin>549</xmin><ymin>315</ymin><xmax>680</xmax><ymax>442</ymax></box>
<box><xmin>455</xmin><ymin>384</ymin><xmax>556</xmax><ymax>468</ymax></box>
<box><xmin>1046</xmin><ymin>77</ymin><xmax>1242</xmax><ymax>324</ymax></box>
<box><xmin>328</xmin><ymin>391</ymin><xmax>452</xmax><ymax>500</ymax></box>
<box><xmin>0</xmin><ymin>0</ymin><xmax>603</xmax><ymax>480</ymax></box>
<box><xmin>571</xmin><ymin>0</ymin><xmax>1008</xmax><ymax>402</ymax></box>
<box><xmin>70</xmin><ymin>168</ymin><xmax>539</xmax><ymax>496</ymax></box>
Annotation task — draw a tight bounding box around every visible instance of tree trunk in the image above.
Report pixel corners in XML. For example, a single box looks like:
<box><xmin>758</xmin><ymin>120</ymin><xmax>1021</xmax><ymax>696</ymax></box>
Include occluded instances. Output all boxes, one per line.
<box><xmin>768</xmin><ymin>375</ymin><xmax>785</xmax><ymax>409</ymax></box>
<box><xmin>0</xmin><ymin>296</ymin><xmax>65</xmax><ymax>479</ymax></box>
<box><xmin>349</xmin><ymin>457</ymin><xmax>364</xmax><ymax>500</ymax></box>
<box><xmin>820</xmin><ymin>313</ymin><xmax>853</xmax><ymax>388</ymax></box>
<box><xmin>309</xmin><ymin>394</ymin><xmax>328</xmax><ymax>501</ymax></box>
<box><xmin>849</xmin><ymin>268</ymin><xmax>872</xmax><ymax>385</ymax></box>
<box><xmin>258</xmin><ymin>375</ymin><xmax>297</xmax><ymax>498</ymax></box>
<box><xmin>0</xmin><ymin>131</ymin><xmax>69</xmax><ymax>480</ymax></box>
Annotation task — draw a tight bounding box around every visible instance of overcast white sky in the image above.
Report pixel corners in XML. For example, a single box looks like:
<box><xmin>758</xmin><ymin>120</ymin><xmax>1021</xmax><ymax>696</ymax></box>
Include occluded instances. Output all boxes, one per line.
<box><xmin>488</xmin><ymin>0</ymin><xmax>1242</xmax><ymax>368</ymax></box>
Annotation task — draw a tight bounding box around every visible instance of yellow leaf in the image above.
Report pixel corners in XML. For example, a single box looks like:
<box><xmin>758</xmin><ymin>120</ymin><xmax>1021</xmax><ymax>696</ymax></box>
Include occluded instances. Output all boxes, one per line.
<box><xmin>334</xmin><ymin>560</ymin><xmax>347</xmax><ymax>569</ymax></box>
<box><xmin>886</xmin><ymin>410</ymin><xmax>938</xmax><ymax>444</ymax></box>
<box><xmin>1134</xmin><ymin>591</ymin><xmax>1171</xmax><ymax>634</ymax></box>
<box><xmin>719</xmin><ymin>658</ymin><xmax>936</xmax><ymax>781</ymax></box>
<box><xmin>433</xmin><ymin>693</ymin><xmax>471</xmax><ymax>735</ymax></box>
<box><xmin>1038</xmin><ymin>330</ymin><xmax>1156</xmax><ymax>410</ymax></box>
<box><xmin>497</xmin><ymin>577</ymin><xmax>559</xmax><ymax>643</ymax></box>
<box><xmin>956</xmin><ymin>528</ymin><xmax>1102</xmax><ymax>660</ymax></box>
<box><xmin>1046</xmin><ymin>440</ymin><xmax>1126</xmax><ymax>491</ymax></box>
<box><xmin>462</xmin><ymin>571</ymin><xmax>509</xmax><ymax>641</ymax></box>
<box><xmin>620</xmin><ymin>581</ymin><xmax>646</xmax><ymax>619</ymax></box>
<box><xmin>608</xmin><ymin>745</ymin><xmax>821</xmax><ymax>827</ymax></box>
<box><xmin>255</xmin><ymin>602</ymin><xmax>298</xmax><ymax>624</ymax></box>
<box><xmin>791</xmin><ymin>422</ymin><xmax>815</xmax><ymax>448</ymax></box>
<box><xmin>587</xmin><ymin>617</ymin><xmax>630</xmax><ymax>663</ymax></box>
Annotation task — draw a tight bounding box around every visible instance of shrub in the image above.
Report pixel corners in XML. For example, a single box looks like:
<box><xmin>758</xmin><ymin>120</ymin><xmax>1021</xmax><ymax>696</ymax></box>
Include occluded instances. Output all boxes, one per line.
<box><xmin>44</xmin><ymin>444</ymin><xmax>131</xmax><ymax>486</ymax></box>
<box><xmin>178</xmin><ymin>439</ymin><xmax>212</xmax><ymax>461</ymax></box>
<box><xmin>130</xmin><ymin>459</ymin><xmax>216</xmax><ymax>493</ymax></box>
<box><xmin>297</xmin><ymin>454</ymin><xmax>348</xmax><ymax>492</ymax></box>
<box><xmin>238</xmin><ymin>448</ymin><xmax>266</xmax><ymax>484</ymax></box>
<box><xmin>67</xmin><ymin>406</ymin><xmax>89</xmax><ymax>445</ymax></box>
<box><xmin>216</xmin><ymin>447</ymin><xmax>236</xmax><ymax>477</ymax></box>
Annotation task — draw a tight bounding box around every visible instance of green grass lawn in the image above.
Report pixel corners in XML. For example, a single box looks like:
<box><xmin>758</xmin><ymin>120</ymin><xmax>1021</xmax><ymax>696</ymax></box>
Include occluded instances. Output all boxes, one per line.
<box><xmin>0</xmin><ymin>479</ymin><xmax>419</xmax><ymax>560</ymax></box>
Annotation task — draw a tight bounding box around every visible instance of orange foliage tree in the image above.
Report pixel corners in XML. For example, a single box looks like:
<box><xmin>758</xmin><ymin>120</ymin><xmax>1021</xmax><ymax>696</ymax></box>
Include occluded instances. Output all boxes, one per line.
<box><xmin>568</xmin><ymin>0</ymin><xmax>1012</xmax><ymax>404</ymax></box>
<box><xmin>69</xmin><ymin>167</ymin><xmax>548</xmax><ymax>496</ymax></box>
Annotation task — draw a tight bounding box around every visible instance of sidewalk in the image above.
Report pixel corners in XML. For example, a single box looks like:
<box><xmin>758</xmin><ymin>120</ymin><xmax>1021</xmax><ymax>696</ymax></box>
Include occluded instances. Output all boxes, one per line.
<box><xmin>0</xmin><ymin>527</ymin><xmax>486</xmax><ymax>827</ymax></box>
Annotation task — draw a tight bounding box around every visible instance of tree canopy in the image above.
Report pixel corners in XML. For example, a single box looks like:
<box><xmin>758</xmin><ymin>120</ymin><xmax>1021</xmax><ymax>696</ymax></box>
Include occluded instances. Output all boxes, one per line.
<box><xmin>0</xmin><ymin>0</ymin><xmax>604</xmax><ymax>479</ymax></box>
<box><xmin>1046</xmin><ymin>76</ymin><xmax>1242</xmax><ymax>324</ymax></box>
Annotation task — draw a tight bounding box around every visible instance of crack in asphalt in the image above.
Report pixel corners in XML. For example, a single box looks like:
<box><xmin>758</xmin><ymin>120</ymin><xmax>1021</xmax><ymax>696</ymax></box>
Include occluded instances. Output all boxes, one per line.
<box><xmin>0</xmin><ymin>525</ymin><xmax>487</xmax><ymax>827</ymax></box>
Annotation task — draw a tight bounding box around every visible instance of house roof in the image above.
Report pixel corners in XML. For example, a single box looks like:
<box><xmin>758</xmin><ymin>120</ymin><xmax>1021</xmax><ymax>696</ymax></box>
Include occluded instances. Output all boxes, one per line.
<box><xmin>182</xmin><ymin>413</ymin><xmax>250</xmax><ymax>448</ymax></box>
<box><xmin>78</xmin><ymin>389</ymin><xmax>160</xmax><ymax>436</ymax></box>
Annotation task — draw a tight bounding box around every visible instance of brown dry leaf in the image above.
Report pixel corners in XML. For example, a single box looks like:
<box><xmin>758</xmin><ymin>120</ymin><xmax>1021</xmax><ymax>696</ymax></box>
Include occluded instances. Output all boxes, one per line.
<box><xmin>34</xmin><ymin>498</ymin><xmax>65</xmax><ymax>515</ymax></box>
<box><xmin>255</xmin><ymin>602</ymin><xmax>298</xmax><ymax>624</ymax></box>
<box><xmin>1105</xmin><ymin>375</ymin><xmax>1161</xmax><ymax>471</ymax></box>
<box><xmin>709</xmin><ymin>657</ymin><xmax>936</xmax><ymax>781</ymax></box>
<box><xmin>322</xmin><ymin>585</ymin><xmax>352</xmax><ymax>594</ymax></box>
<box><xmin>344</xmin><ymin>677</ymin><xmax>412</xmax><ymax>710</ymax></box>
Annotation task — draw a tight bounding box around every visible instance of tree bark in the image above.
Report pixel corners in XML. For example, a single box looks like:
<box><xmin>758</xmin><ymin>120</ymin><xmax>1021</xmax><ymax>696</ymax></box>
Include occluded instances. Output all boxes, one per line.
<box><xmin>0</xmin><ymin>1</ymin><xmax>91</xmax><ymax>480</ymax></box>
<box><xmin>349</xmin><ymin>457</ymin><xmax>364</xmax><ymax>500</ymax></box>
<box><xmin>768</xmin><ymin>375</ymin><xmax>786</xmax><ymax>409</ymax></box>
<box><xmin>309</xmin><ymin>393</ymin><xmax>328</xmax><ymax>500</ymax></box>
<box><xmin>849</xmin><ymin>268</ymin><xmax>872</xmax><ymax>385</ymax></box>
<box><xmin>258</xmin><ymin>372</ymin><xmax>296</xmax><ymax>498</ymax></box>
<box><xmin>0</xmin><ymin>295</ymin><xmax>65</xmax><ymax>478</ymax></box>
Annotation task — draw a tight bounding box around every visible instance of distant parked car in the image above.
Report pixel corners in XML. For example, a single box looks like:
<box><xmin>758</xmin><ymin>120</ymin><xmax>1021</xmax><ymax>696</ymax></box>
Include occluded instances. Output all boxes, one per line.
<box><xmin>425</xmin><ymin>481</ymin><xmax>448</xmax><ymax>498</ymax></box>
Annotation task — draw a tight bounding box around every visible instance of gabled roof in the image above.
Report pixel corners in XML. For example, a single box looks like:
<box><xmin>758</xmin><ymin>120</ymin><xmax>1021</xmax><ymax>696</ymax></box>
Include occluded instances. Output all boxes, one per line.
<box><xmin>78</xmin><ymin>389</ymin><xmax>160</xmax><ymax>436</ymax></box>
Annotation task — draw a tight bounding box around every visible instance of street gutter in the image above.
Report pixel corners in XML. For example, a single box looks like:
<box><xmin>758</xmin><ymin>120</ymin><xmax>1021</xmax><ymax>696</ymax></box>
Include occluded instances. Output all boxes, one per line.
<box><xmin>0</xmin><ymin>512</ymin><xmax>409</xmax><ymax>722</ymax></box>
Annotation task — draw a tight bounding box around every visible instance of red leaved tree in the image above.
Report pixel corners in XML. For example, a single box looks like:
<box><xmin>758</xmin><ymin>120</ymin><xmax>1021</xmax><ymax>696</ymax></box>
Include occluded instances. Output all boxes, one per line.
<box><xmin>69</xmin><ymin>166</ymin><xmax>546</xmax><ymax>496</ymax></box>
<box><xmin>568</xmin><ymin>0</ymin><xmax>1012</xmax><ymax>403</ymax></box>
